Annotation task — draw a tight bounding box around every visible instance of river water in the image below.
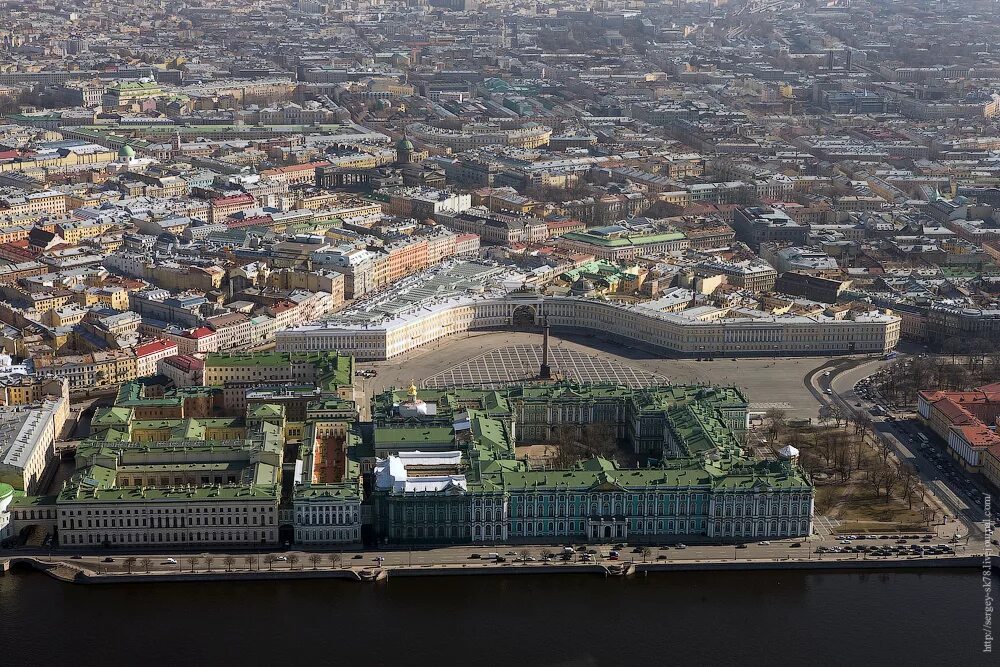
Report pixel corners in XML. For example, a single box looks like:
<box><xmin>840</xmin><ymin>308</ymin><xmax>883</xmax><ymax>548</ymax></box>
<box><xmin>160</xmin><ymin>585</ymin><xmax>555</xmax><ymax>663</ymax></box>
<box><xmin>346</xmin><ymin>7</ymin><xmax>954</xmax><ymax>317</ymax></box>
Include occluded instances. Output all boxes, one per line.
<box><xmin>0</xmin><ymin>567</ymin><xmax>990</xmax><ymax>665</ymax></box>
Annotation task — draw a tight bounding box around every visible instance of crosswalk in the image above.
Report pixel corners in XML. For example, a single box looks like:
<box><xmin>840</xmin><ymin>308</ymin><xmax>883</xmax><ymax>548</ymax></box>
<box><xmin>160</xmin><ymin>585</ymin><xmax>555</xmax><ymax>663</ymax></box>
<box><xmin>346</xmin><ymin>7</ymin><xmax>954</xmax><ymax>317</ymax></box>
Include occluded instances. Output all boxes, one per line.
<box><xmin>813</xmin><ymin>515</ymin><xmax>841</xmax><ymax>537</ymax></box>
<box><xmin>749</xmin><ymin>402</ymin><xmax>793</xmax><ymax>410</ymax></box>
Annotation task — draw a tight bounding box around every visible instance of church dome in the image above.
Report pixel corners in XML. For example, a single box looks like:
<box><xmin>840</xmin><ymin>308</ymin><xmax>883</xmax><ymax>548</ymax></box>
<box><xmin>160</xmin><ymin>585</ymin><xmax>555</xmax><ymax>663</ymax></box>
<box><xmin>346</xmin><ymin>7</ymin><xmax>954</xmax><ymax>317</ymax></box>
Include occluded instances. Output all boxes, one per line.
<box><xmin>118</xmin><ymin>144</ymin><xmax>136</xmax><ymax>160</ymax></box>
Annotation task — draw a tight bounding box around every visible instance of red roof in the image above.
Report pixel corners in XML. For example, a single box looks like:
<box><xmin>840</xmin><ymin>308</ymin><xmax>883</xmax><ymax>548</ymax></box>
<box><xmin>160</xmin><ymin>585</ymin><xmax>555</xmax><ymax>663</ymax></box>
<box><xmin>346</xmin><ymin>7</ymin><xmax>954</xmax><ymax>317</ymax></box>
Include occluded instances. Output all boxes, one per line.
<box><xmin>954</xmin><ymin>424</ymin><xmax>999</xmax><ymax>448</ymax></box>
<box><xmin>186</xmin><ymin>326</ymin><xmax>216</xmax><ymax>339</ymax></box>
<box><xmin>135</xmin><ymin>339</ymin><xmax>177</xmax><ymax>357</ymax></box>
<box><xmin>162</xmin><ymin>354</ymin><xmax>204</xmax><ymax>372</ymax></box>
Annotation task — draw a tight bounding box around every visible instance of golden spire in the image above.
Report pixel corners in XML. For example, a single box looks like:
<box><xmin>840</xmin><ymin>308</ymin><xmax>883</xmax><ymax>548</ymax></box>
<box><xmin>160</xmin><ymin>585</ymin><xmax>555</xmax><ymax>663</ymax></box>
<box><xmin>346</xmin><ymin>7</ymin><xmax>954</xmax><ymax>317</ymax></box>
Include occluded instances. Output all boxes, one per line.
<box><xmin>408</xmin><ymin>380</ymin><xmax>418</xmax><ymax>400</ymax></box>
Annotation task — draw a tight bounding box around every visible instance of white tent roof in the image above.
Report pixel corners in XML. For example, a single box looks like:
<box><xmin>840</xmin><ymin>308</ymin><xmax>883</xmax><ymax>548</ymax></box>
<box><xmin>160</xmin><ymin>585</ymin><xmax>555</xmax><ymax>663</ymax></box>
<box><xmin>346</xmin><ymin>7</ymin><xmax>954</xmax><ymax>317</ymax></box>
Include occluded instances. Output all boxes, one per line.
<box><xmin>778</xmin><ymin>445</ymin><xmax>800</xmax><ymax>459</ymax></box>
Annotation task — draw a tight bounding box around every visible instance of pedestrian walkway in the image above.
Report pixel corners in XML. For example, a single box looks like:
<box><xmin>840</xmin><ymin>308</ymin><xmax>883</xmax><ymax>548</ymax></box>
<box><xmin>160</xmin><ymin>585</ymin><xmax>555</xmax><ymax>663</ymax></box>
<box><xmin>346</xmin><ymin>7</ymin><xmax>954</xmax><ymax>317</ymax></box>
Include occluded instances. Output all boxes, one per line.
<box><xmin>813</xmin><ymin>515</ymin><xmax>841</xmax><ymax>537</ymax></box>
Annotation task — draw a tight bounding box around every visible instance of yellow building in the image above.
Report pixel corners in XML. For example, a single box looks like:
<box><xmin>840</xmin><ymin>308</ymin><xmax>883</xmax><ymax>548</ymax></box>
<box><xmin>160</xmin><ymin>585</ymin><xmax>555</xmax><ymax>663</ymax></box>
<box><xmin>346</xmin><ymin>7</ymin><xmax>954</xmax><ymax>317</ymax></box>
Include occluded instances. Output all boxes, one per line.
<box><xmin>0</xmin><ymin>376</ymin><xmax>68</xmax><ymax>406</ymax></box>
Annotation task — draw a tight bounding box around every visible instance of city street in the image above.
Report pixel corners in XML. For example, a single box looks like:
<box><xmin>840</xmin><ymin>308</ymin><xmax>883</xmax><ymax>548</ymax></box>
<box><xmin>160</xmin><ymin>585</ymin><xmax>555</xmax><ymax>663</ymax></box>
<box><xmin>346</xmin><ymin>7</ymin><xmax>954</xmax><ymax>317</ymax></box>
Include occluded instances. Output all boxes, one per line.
<box><xmin>10</xmin><ymin>529</ymin><xmax>976</xmax><ymax>579</ymax></box>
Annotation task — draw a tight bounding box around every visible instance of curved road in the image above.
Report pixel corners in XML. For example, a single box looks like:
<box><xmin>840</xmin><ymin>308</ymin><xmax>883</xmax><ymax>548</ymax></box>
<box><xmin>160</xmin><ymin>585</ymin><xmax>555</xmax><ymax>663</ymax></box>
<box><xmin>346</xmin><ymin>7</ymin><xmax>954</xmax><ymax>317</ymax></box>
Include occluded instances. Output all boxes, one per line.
<box><xmin>809</xmin><ymin>357</ymin><xmax>989</xmax><ymax>541</ymax></box>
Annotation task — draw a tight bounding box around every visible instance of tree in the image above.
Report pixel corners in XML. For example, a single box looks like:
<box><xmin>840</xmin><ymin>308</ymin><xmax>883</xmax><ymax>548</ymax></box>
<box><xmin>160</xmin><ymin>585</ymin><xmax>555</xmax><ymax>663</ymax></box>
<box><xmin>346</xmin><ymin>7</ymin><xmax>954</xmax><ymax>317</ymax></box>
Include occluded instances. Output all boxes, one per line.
<box><xmin>764</xmin><ymin>408</ymin><xmax>787</xmax><ymax>443</ymax></box>
<box><xmin>851</xmin><ymin>412</ymin><xmax>873</xmax><ymax>440</ymax></box>
<box><xmin>875</xmin><ymin>437</ymin><xmax>894</xmax><ymax>466</ymax></box>
<box><xmin>224</xmin><ymin>556</ymin><xmax>236</xmax><ymax>572</ymax></box>
<box><xmin>288</xmin><ymin>554</ymin><xmax>299</xmax><ymax>570</ymax></box>
<box><xmin>881</xmin><ymin>459</ymin><xmax>897</xmax><ymax>501</ymax></box>
<box><xmin>205</xmin><ymin>556</ymin><xmax>215</xmax><ymax>572</ymax></box>
<box><xmin>541</xmin><ymin>549</ymin><xmax>554</xmax><ymax>561</ymax></box>
<box><xmin>187</xmin><ymin>556</ymin><xmax>200</xmax><ymax>573</ymax></box>
<box><xmin>550</xmin><ymin>423</ymin><xmax>582</xmax><ymax>468</ymax></box>
<box><xmin>264</xmin><ymin>554</ymin><xmax>277</xmax><ymax>571</ymax></box>
<box><xmin>832</xmin><ymin>436</ymin><xmax>853</xmax><ymax>482</ymax></box>
<box><xmin>124</xmin><ymin>556</ymin><xmax>137</xmax><ymax>574</ymax></box>
<box><xmin>817</xmin><ymin>405</ymin><xmax>833</xmax><ymax>427</ymax></box>
<box><xmin>849</xmin><ymin>436</ymin><xmax>868</xmax><ymax>473</ymax></box>
<box><xmin>309</xmin><ymin>554</ymin><xmax>322</xmax><ymax>569</ymax></box>
<box><xmin>817</xmin><ymin>430</ymin><xmax>837</xmax><ymax>467</ymax></box>
<box><xmin>580</xmin><ymin>422</ymin><xmax>619</xmax><ymax>459</ymax></box>
<box><xmin>942</xmin><ymin>337</ymin><xmax>964</xmax><ymax>365</ymax></box>
<box><xmin>898</xmin><ymin>464</ymin><xmax>919</xmax><ymax>509</ymax></box>
<box><xmin>140</xmin><ymin>557</ymin><xmax>152</xmax><ymax>574</ymax></box>
<box><xmin>641</xmin><ymin>547</ymin><xmax>652</xmax><ymax>563</ymax></box>
<box><xmin>518</xmin><ymin>548</ymin><xmax>531</xmax><ymax>563</ymax></box>
<box><xmin>829</xmin><ymin>404</ymin><xmax>844</xmax><ymax>429</ymax></box>
<box><xmin>328</xmin><ymin>553</ymin><xmax>342</xmax><ymax>569</ymax></box>
<box><xmin>244</xmin><ymin>555</ymin><xmax>253</xmax><ymax>571</ymax></box>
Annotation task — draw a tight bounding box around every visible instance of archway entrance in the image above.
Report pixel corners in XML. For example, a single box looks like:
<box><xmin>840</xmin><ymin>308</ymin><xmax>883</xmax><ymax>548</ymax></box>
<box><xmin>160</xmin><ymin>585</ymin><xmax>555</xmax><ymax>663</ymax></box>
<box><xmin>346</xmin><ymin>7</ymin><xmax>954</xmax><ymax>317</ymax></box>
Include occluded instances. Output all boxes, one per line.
<box><xmin>511</xmin><ymin>304</ymin><xmax>538</xmax><ymax>331</ymax></box>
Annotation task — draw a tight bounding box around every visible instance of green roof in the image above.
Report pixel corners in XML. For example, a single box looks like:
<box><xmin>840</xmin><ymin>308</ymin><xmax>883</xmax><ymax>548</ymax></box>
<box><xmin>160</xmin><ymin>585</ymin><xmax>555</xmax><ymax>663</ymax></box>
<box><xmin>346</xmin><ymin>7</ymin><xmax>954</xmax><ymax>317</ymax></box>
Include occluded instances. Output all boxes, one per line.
<box><xmin>205</xmin><ymin>352</ymin><xmax>353</xmax><ymax>388</ymax></box>
<box><xmin>560</xmin><ymin>230</ymin><xmax>686</xmax><ymax>248</ymax></box>
<box><xmin>374</xmin><ymin>427</ymin><xmax>455</xmax><ymax>449</ymax></box>
<box><xmin>294</xmin><ymin>483</ymin><xmax>360</xmax><ymax>502</ymax></box>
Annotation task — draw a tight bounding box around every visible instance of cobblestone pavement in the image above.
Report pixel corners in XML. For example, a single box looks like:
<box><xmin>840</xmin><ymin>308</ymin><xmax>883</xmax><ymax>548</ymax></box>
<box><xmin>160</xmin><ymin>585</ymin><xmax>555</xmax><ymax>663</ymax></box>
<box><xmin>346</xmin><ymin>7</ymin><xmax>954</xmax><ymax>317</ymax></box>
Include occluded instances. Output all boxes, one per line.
<box><xmin>425</xmin><ymin>344</ymin><xmax>668</xmax><ymax>389</ymax></box>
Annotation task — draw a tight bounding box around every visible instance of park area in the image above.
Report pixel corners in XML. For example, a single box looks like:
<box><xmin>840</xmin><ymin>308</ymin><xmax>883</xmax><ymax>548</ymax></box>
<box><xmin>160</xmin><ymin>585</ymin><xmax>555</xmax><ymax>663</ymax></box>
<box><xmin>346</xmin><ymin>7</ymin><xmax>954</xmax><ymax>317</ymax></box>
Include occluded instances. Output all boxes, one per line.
<box><xmin>758</xmin><ymin>407</ymin><xmax>934</xmax><ymax>534</ymax></box>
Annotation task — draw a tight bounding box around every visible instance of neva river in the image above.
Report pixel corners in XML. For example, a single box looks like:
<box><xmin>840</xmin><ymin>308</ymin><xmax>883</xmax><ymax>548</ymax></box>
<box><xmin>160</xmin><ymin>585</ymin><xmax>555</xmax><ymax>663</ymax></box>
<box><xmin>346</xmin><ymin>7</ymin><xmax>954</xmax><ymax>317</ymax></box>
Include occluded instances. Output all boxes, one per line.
<box><xmin>0</xmin><ymin>567</ymin><xmax>988</xmax><ymax>665</ymax></box>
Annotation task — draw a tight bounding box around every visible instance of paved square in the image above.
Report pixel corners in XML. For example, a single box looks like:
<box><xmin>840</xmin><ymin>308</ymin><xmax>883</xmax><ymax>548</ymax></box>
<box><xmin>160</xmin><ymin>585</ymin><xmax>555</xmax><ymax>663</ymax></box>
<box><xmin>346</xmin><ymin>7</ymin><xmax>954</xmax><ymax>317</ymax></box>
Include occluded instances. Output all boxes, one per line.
<box><xmin>424</xmin><ymin>344</ymin><xmax>668</xmax><ymax>389</ymax></box>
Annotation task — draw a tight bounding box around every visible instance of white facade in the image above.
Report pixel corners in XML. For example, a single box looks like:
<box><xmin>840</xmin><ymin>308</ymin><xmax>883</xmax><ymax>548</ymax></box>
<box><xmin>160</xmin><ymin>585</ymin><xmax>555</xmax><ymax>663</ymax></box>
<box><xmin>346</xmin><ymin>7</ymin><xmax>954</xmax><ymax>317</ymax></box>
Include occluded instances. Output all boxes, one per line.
<box><xmin>293</xmin><ymin>486</ymin><xmax>361</xmax><ymax>545</ymax></box>
<box><xmin>278</xmin><ymin>294</ymin><xmax>901</xmax><ymax>361</ymax></box>
<box><xmin>56</xmin><ymin>497</ymin><xmax>279</xmax><ymax>548</ymax></box>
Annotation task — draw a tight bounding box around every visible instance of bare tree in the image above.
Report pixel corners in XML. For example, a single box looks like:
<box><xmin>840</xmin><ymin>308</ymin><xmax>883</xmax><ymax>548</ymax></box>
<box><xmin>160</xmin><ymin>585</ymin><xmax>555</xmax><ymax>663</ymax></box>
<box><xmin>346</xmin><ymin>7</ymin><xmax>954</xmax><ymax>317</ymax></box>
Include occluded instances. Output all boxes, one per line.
<box><xmin>580</xmin><ymin>421</ymin><xmax>619</xmax><ymax>459</ymax></box>
<box><xmin>879</xmin><ymin>460</ymin><xmax>897</xmax><ymax>501</ymax></box>
<box><xmin>244</xmin><ymin>555</ymin><xmax>253</xmax><ymax>571</ymax></box>
<box><xmin>518</xmin><ymin>548</ymin><xmax>531</xmax><ymax>563</ymax></box>
<box><xmin>849</xmin><ymin>436</ymin><xmax>868</xmax><ymax>472</ymax></box>
<box><xmin>328</xmin><ymin>553</ymin><xmax>342</xmax><ymax>569</ymax></box>
<box><xmin>550</xmin><ymin>423</ymin><xmax>582</xmax><ymax>468</ymax></box>
<box><xmin>832</xmin><ymin>436</ymin><xmax>853</xmax><ymax>482</ymax></box>
<box><xmin>187</xmin><ymin>556</ymin><xmax>200</xmax><ymax>573</ymax></box>
<box><xmin>817</xmin><ymin>405</ymin><xmax>833</xmax><ymax>428</ymax></box>
<box><xmin>898</xmin><ymin>464</ymin><xmax>919</xmax><ymax>509</ymax></box>
<box><xmin>641</xmin><ymin>546</ymin><xmax>652</xmax><ymax>563</ymax></box>
<box><xmin>829</xmin><ymin>404</ymin><xmax>845</xmax><ymax>429</ymax></box>
<box><xmin>124</xmin><ymin>556</ymin><xmax>137</xmax><ymax>574</ymax></box>
<box><xmin>224</xmin><ymin>556</ymin><xmax>236</xmax><ymax>572</ymax></box>
<box><xmin>140</xmin><ymin>557</ymin><xmax>152</xmax><ymax>574</ymax></box>
<box><xmin>288</xmin><ymin>554</ymin><xmax>300</xmax><ymax>570</ymax></box>
<box><xmin>309</xmin><ymin>554</ymin><xmax>322</xmax><ymax>569</ymax></box>
<box><xmin>875</xmin><ymin>438</ymin><xmax>894</xmax><ymax>466</ymax></box>
<box><xmin>764</xmin><ymin>408</ymin><xmax>787</xmax><ymax>443</ymax></box>
<box><xmin>264</xmin><ymin>554</ymin><xmax>277</xmax><ymax>571</ymax></box>
<box><xmin>852</xmin><ymin>412</ymin><xmax>873</xmax><ymax>440</ymax></box>
<box><xmin>204</xmin><ymin>556</ymin><xmax>215</xmax><ymax>572</ymax></box>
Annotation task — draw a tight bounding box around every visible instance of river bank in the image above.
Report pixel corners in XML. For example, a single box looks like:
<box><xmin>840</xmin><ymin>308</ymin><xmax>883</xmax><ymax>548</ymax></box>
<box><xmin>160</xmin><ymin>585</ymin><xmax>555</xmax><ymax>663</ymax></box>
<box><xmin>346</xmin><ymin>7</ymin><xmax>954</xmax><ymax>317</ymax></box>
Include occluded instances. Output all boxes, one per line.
<box><xmin>2</xmin><ymin>553</ymin><xmax>991</xmax><ymax>585</ymax></box>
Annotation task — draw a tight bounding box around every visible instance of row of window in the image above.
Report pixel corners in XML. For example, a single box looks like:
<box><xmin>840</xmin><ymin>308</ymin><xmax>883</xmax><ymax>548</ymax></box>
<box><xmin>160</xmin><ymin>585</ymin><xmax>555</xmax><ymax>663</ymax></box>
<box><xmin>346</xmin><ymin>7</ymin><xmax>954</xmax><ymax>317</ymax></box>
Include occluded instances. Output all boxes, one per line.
<box><xmin>295</xmin><ymin>529</ymin><xmax>360</xmax><ymax>542</ymax></box>
<box><xmin>63</xmin><ymin>515</ymin><xmax>274</xmax><ymax>529</ymax></box>
<box><xmin>63</xmin><ymin>530</ymin><xmax>276</xmax><ymax>544</ymax></box>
